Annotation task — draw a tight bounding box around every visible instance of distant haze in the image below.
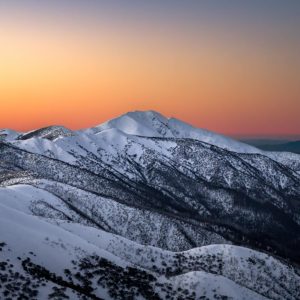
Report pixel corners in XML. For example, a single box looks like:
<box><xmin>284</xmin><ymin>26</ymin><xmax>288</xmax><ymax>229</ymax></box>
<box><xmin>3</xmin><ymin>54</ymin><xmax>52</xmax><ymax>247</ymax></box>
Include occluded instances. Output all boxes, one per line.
<box><xmin>236</xmin><ymin>135</ymin><xmax>300</xmax><ymax>141</ymax></box>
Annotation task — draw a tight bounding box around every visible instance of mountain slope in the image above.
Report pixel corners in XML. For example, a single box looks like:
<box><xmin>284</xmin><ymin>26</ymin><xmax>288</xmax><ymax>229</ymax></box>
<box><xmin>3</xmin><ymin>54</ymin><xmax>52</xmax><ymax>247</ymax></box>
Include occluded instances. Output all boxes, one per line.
<box><xmin>1</xmin><ymin>129</ymin><xmax>300</xmax><ymax>263</ymax></box>
<box><xmin>0</xmin><ymin>184</ymin><xmax>299</xmax><ymax>299</ymax></box>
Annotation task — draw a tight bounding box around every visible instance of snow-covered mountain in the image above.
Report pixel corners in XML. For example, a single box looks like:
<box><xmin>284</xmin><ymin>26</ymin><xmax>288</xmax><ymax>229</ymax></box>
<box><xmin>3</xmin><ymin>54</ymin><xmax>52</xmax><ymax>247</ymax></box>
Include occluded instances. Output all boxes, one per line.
<box><xmin>2</xmin><ymin>110</ymin><xmax>299</xmax><ymax>171</ymax></box>
<box><xmin>1</xmin><ymin>110</ymin><xmax>300</xmax><ymax>299</ymax></box>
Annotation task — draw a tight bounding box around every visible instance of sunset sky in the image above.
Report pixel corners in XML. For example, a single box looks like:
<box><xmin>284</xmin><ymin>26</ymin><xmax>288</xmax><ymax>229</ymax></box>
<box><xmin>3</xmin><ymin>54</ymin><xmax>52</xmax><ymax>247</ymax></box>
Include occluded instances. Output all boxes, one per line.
<box><xmin>0</xmin><ymin>1</ymin><xmax>299</xmax><ymax>136</ymax></box>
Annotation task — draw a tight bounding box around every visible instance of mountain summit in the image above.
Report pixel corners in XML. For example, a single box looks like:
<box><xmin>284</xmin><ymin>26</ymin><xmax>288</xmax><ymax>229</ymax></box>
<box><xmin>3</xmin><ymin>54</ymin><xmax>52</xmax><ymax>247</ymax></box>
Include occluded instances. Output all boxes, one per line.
<box><xmin>87</xmin><ymin>110</ymin><xmax>260</xmax><ymax>153</ymax></box>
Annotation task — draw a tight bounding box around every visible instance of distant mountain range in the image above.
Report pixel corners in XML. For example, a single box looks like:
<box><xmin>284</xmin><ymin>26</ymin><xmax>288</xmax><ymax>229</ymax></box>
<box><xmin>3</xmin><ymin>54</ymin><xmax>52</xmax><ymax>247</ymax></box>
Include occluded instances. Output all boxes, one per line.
<box><xmin>1</xmin><ymin>110</ymin><xmax>300</xmax><ymax>299</ymax></box>
<box><xmin>242</xmin><ymin>139</ymin><xmax>300</xmax><ymax>154</ymax></box>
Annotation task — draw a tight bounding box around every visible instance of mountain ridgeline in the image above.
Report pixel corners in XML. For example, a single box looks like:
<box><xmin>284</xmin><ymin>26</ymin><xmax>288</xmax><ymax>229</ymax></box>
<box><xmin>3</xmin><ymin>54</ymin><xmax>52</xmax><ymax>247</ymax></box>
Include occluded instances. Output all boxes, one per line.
<box><xmin>0</xmin><ymin>111</ymin><xmax>300</xmax><ymax>299</ymax></box>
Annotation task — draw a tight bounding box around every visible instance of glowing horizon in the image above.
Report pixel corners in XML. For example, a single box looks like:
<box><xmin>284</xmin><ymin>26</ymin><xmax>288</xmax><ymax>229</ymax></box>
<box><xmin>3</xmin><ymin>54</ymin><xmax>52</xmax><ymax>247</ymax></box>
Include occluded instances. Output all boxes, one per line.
<box><xmin>1</xmin><ymin>1</ymin><xmax>299</xmax><ymax>136</ymax></box>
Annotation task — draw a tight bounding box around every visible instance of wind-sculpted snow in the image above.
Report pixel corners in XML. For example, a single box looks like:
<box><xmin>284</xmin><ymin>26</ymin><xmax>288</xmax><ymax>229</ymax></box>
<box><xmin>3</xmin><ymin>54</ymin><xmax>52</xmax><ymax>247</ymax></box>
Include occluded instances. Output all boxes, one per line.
<box><xmin>57</xmin><ymin>222</ymin><xmax>300</xmax><ymax>300</ymax></box>
<box><xmin>1</xmin><ymin>110</ymin><xmax>300</xmax><ymax>299</ymax></box>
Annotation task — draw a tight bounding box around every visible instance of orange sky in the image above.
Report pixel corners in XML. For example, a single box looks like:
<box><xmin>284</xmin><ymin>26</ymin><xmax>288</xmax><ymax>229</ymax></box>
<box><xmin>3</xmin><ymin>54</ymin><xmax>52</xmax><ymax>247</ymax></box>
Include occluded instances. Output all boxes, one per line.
<box><xmin>0</xmin><ymin>2</ymin><xmax>299</xmax><ymax>136</ymax></box>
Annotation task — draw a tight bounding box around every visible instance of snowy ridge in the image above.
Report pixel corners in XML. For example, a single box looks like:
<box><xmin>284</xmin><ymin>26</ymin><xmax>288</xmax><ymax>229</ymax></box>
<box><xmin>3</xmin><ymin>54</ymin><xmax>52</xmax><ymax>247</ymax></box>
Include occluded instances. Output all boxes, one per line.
<box><xmin>3</xmin><ymin>110</ymin><xmax>300</xmax><ymax>172</ymax></box>
<box><xmin>0</xmin><ymin>184</ymin><xmax>299</xmax><ymax>299</ymax></box>
<box><xmin>18</xmin><ymin>125</ymin><xmax>74</xmax><ymax>141</ymax></box>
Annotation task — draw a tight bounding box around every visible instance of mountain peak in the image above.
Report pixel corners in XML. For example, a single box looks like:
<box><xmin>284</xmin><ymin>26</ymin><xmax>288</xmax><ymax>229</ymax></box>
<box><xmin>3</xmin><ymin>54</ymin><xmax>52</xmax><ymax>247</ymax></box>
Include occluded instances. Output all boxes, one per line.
<box><xmin>88</xmin><ymin>110</ymin><xmax>262</xmax><ymax>154</ymax></box>
<box><xmin>0</xmin><ymin>129</ymin><xmax>20</xmax><ymax>141</ymax></box>
<box><xmin>89</xmin><ymin>110</ymin><xmax>173</xmax><ymax>137</ymax></box>
<box><xmin>125</xmin><ymin>109</ymin><xmax>169</xmax><ymax>121</ymax></box>
<box><xmin>19</xmin><ymin>125</ymin><xmax>73</xmax><ymax>141</ymax></box>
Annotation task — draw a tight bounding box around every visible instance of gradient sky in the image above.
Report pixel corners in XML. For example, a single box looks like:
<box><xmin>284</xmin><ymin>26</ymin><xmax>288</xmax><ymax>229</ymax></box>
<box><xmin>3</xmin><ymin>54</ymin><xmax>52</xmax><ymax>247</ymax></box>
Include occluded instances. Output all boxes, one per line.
<box><xmin>0</xmin><ymin>1</ymin><xmax>299</xmax><ymax>136</ymax></box>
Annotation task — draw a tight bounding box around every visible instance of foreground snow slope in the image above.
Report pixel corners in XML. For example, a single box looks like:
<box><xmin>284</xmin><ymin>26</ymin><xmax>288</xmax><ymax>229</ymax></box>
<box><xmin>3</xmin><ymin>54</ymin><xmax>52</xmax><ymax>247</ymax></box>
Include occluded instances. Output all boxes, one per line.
<box><xmin>1</xmin><ymin>184</ymin><xmax>299</xmax><ymax>300</ymax></box>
